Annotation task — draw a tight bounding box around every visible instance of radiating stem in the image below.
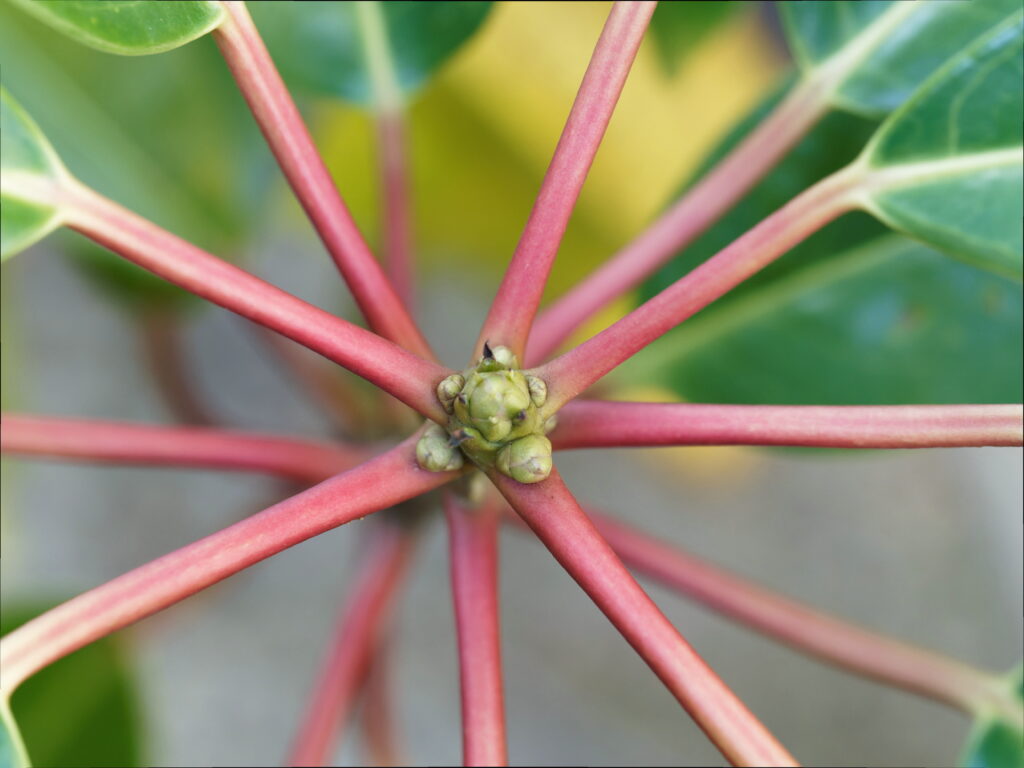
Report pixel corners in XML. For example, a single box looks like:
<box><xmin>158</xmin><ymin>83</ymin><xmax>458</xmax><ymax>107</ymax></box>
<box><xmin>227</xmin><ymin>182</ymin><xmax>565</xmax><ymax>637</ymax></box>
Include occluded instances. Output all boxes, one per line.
<box><xmin>493</xmin><ymin>469</ymin><xmax>797</xmax><ymax>767</ymax></box>
<box><xmin>550</xmin><ymin>402</ymin><xmax>1024</xmax><ymax>450</ymax></box>
<box><xmin>140</xmin><ymin>310</ymin><xmax>216</xmax><ymax>426</ymax></box>
<box><xmin>360</xmin><ymin>636</ymin><xmax>402</xmax><ymax>767</ymax></box>
<box><xmin>213</xmin><ymin>2</ymin><xmax>433</xmax><ymax>359</ymax></box>
<box><xmin>475</xmin><ymin>1</ymin><xmax>657</xmax><ymax>359</ymax></box>
<box><xmin>527</xmin><ymin>76</ymin><xmax>830</xmax><ymax>364</ymax></box>
<box><xmin>355</xmin><ymin>1</ymin><xmax>417</xmax><ymax>311</ymax></box>
<box><xmin>578</xmin><ymin>510</ymin><xmax>1023</xmax><ymax>723</ymax></box>
<box><xmin>0</xmin><ymin>413</ymin><xmax>365</xmax><ymax>483</ymax></box>
<box><xmin>0</xmin><ymin>434</ymin><xmax>459</xmax><ymax>692</ymax></box>
<box><xmin>288</xmin><ymin>522</ymin><xmax>417</xmax><ymax>767</ymax></box>
<box><xmin>538</xmin><ymin>167</ymin><xmax>860</xmax><ymax>410</ymax></box>
<box><xmin>59</xmin><ymin>180</ymin><xmax>451</xmax><ymax>423</ymax></box>
<box><xmin>445</xmin><ymin>492</ymin><xmax>508</xmax><ymax>767</ymax></box>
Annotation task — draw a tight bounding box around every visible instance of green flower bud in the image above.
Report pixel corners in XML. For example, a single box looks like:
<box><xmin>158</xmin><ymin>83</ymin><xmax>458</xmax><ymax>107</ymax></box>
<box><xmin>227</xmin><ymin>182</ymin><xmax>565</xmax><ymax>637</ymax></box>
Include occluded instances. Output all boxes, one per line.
<box><xmin>496</xmin><ymin>434</ymin><xmax>553</xmax><ymax>484</ymax></box>
<box><xmin>525</xmin><ymin>375</ymin><xmax>547</xmax><ymax>407</ymax></box>
<box><xmin>436</xmin><ymin>374</ymin><xmax>465</xmax><ymax>414</ymax></box>
<box><xmin>416</xmin><ymin>424</ymin><xmax>464</xmax><ymax>473</ymax></box>
<box><xmin>478</xmin><ymin>342</ymin><xmax>519</xmax><ymax>372</ymax></box>
<box><xmin>456</xmin><ymin>370</ymin><xmax>533</xmax><ymax>443</ymax></box>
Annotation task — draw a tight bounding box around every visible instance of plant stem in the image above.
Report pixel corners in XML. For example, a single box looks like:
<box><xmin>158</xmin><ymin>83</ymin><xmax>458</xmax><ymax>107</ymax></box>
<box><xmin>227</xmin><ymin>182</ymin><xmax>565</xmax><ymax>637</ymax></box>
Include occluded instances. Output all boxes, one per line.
<box><xmin>59</xmin><ymin>180</ymin><xmax>451</xmax><ymax>423</ymax></box>
<box><xmin>493</xmin><ymin>469</ymin><xmax>797</xmax><ymax>767</ymax></box>
<box><xmin>0</xmin><ymin>434</ymin><xmax>459</xmax><ymax>692</ymax></box>
<box><xmin>212</xmin><ymin>2</ymin><xmax>433</xmax><ymax>359</ymax></box>
<box><xmin>550</xmin><ymin>402</ymin><xmax>1024</xmax><ymax>450</ymax></box>
<box><xmin>444</xmin><ymin>492</ymin><xmax>508</xmax><ymax>767</ymax></box>
<box><xmin>288</xmin><ymin>521</ymin><xmax>417</xmax><ymax>767</ymax></box>
<box><xmin>360</xmin><ymin>636</ymin><xmax>402</xmax><ymax>767</ymax></box>
<box><xmin>140</xmin><ymin>310</ymin><xmax>216</xmax><ymax>426</ymax></box>
<box><xmin>355</xmin><ymin>0</ymin><xmax>417</xmax><ymax>312</ymax></box>
<box><xmin>475</xmin><ymin>1</ymin><xmax>657</xmax><ymax>359</ymax></box>
<box><xmin>527</xmin><ymin>76</ymin><xmax>830</xmax><ymax>364</ymax></box>
<box><xmin>537</xmin><ymin>167</ymin><xmax>860</xmax><ymax>410</ymax></box>
<box><xmin>576</xmin><ymin>510</ymin><xmax>1023</xmax><ymax>723</ymax></box>
<box><xmin>0</xmin><ymin>413</ymin><xmax>366</xmax><ymax>483</ymax></box>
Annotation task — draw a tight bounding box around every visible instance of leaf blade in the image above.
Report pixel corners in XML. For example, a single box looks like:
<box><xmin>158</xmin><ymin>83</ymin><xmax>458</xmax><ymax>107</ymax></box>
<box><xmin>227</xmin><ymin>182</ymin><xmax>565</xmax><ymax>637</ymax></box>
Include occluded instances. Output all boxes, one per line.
<box><xmin>0</xmin><ymin>87</ymin><xmax>67</xmax><ymax>260</ymax></box>
<box><xmin>8</xmin><ymin>0</ymin><xmax>224</xmax><ymax>56</ymax></box>
<box><xmin>781</xmin><ymin>0</ymin><xmax>1021</xmax><ymax>116</ymax></box>
<box><xmin>860</xmin><ymin>13</ymin><xmax>1024</xmax><ymax>278</ymax></box>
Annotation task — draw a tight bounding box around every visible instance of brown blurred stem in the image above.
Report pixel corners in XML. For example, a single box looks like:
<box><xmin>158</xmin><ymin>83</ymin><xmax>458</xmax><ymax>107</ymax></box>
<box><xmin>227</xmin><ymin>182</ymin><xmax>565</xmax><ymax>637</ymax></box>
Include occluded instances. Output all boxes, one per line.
<box><xmin>140</xmin><ymin>309</ymin><xmax>216</xmax><ymax>426</ymax></box>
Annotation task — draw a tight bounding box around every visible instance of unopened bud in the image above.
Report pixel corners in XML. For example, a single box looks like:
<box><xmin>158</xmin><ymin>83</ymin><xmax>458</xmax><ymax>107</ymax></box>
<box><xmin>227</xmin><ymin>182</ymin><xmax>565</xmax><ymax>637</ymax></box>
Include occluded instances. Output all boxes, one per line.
<box><xmin>525</xmin><ymin>375</ymin><xmax>547</xmax><ymax>407</ymax></box>
<box><xmin>436</xmin><ymin>374</ymin><xmax>465</xmax><ymax>414</ymax></box>
<box><xmin>416</xmin><ymin>424</ymin><xmax>464</xmax><ymax>473</ymax></box>
<box><xmin>496</xmin><ymin>434</ymin><xmax>553</xmax><ymax>484</ymax></box>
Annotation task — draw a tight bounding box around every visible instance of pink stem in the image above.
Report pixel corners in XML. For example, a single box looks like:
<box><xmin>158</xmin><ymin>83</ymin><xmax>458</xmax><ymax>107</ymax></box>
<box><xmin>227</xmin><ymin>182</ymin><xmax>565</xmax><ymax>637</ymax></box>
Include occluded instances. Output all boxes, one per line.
<box><xmin>0</xmin><ymin>434</ymin><xmax>459</xmax><ymax>692</ymax></box>
<box><xmin>213</xmin><ymin>2</ymin><xmax>433</xmax><ymax>360</ymax></box>
<box><xmin>444</xmin><ymin>493</ymin><xmax>508</xmax><ymax>767</ymax></box>
<box><xmin>580</xmin><ymin>510</ymin><xmax>1022</xmax><ymax>722</ymax></box>
<box><xmin>551</xmin><ymin>402</ymin><xmax>1024</xmax><ymax>450</ymax></box>
<box><xmin>537</xmin><ymin>168</ymin><xmax>858</xmax><ymax>409</ymax></box>
<box><xmin>0</xmin><ymin>413</ymin><xmax>366</xmax><ymax>484</ymax></box>
<box><xmin>360</xmin><ymin>635</ymin><xmax>402</xmax><ymax>767</ymax></box>
<box><xmin>493</xmin><ymin>469</ymin><xmax>797</xmax><ymax>767</ymax></box>
<box><xmin>288</xmin><ymin>522</ymin><xmax>417</xmax><ymax>766</ymax></box>
<box><xmin>475</xmin><ymin>1</ymin><xmax>657</xmax><ymax>359</ymax></box>
<box><xmin>526</xmin><ymin>77</ymin><xmax>829</xmax><ymax>364</ymax></box>
<box><xmin>60</xmin><ymin>181</ymin><xmax>451</xmax><ymax>423</ymax></box>
<box><xmin>378</xmin><ymin>109</ymin><xmax>416</xmax><ymax>313</ymax></box>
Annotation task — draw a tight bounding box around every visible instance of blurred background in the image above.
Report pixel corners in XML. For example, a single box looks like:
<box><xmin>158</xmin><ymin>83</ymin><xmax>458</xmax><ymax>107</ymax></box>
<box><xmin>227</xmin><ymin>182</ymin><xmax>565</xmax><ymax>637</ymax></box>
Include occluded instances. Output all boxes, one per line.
<box><xmin>1</xmin><ymin>2</ymin><xmax>1021</xmax><ymax>765</ymax></box>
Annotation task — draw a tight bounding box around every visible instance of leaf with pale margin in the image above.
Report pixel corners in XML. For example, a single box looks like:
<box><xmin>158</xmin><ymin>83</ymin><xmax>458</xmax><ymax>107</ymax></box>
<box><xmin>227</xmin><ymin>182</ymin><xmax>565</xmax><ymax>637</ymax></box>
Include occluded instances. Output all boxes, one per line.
<box><xmin>859</xmin><ymin>14</ymin><xmax>1024</xmax><ymax>279</ymax></box>
<box><xmin>960</xmin><ymin>664</ymin><xmax>1024</xmax><ymax>768</ymax></box>
<box><xmin>252</xmin><ymin>1</ymin><xmax>492</xmax><ymax>105</ymax></box>
<box><xmin>1</xmin><ymin>87</ymin><xmax>67</xmax><ymax>260</ymax></box>
<box><xmin>781</xmin><ymin>0</ymin><xmax>1021</xmax><ymax>116</ymax></box>
<box><xmin>0</xmin><ymin>701</ymin><xmax>29</xmax><ymax>768</ymax></box>
<box><xmin>626</xmin><ymin>236</ymin><xmax>1022</xmax><ymax>406</ymax></box>
<box><xmin>7</xmin><ymin>0</ymin><xmax>224</xmax><ymax>55</ymax></box>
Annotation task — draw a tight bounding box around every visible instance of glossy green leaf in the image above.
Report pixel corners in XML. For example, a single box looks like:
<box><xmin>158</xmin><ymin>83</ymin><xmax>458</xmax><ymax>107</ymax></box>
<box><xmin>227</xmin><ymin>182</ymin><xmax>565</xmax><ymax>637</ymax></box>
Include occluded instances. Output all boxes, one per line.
<box><xmin>0</xmin><ymin>3</ymin><xmax>267</xmax><ymax>306</ymax></box>
<box><xmin>1</xmin><ymin>605</ymin><xmax>143</xmax><ymax>768</ymax></box>
<box><xmin>7</xmin><ymin>0</ymin><xmax>223</xmax><ymax>55</ymax></box>
<box><xmin>781</xmin><ymin>0</ymin><xmax>1021</xmax><ymax>116</ymax></box>
<box><xmin>642</xmin><ymin>82</ymin><xmax>887</xmax><ymax>306</ymax></box>
<box><xmin>860</xmin><ymin>14</ymin><xmax>1024</xmax><ymax>279</ymax></box>
<box><xmin>626</xmin><ymin>236</ymin><xmax>1023</xmax><ymax>405</ymax></box>
<box><xmin>0</xmin><ymin>87</ymin><xmax>67</xmax><ymax>261</ymax></box>
<box><xmin>252</xmin><ymin>1</ymin><xmax>492</xmax><ymax>105</ymax></box>
<box><xmin>648</xmin><ymin>1</ymin><xmax>737</xmax><ymax>76</ymax></box>
<box><xmin>961</xmin><ymin>665</ymin><xmax>1024</xmax><ymax>768</ymax></box>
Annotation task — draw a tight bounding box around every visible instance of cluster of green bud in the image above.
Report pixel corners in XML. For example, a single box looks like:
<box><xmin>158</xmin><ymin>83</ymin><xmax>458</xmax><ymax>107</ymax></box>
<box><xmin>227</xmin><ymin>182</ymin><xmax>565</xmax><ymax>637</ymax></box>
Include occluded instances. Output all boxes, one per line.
<box><xmin>416</xmin><ymin>343</ymin><xmax>555</xmax><ymax>483</ymax></box>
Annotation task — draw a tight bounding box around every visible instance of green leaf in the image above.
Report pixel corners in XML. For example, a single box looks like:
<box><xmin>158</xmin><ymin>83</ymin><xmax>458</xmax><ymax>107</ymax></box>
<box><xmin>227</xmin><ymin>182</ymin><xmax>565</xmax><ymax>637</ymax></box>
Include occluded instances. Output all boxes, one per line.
<box><xmin>7</xmin><ymin>0</ymin><xmax>224</xmax><ymax>56</ymax></box>
<box><xmin>0</xmin><ymin>700</ymin><xmax>29</xmax><ymax>768</ymax></box>
<box><xmin>642</xmin><ymin>81</ymin><xmax>887</xmax><ymax>306</ymax></box>
<box><xmin>961</xmin><ymin>665</ymin><xmax>1024</xmax><ymax>768</ymax></box>
<box><xmin>781</xmin><ymin>0</ymin><xmax>1021</xmax><ymax>116</ymax></box>
<box><xmin>626</xmin><ymin>236</ymin><xmax>1023</xmax><ymax>406</ymax></box>
<box><xmin>859</xmin><ymin>14</ymin><xmax>1024</xmax><ymax>280</ymax></box>
<box><xmin>252</xmin><ymin>1</ymin><xmax>492</xmax><ymax>105</ymax></box>
<box><xmin>648</xmin><ymin>1</ymin><xmax>737</xmax><ymax>76</ymax></box>
<box><xmin>1</xmin><ymin>604</ymin><xmax>143</xmax><ymax>768</ymax></box>
<box><xmin>0</xmin><ymin>87</ymin><xmax>67</xmax><ymax>261</ymax></box>
<box><xmin>0</xmin><ymin>3</ymin><xmax>267</xmax><ymax>307</ymax></box>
